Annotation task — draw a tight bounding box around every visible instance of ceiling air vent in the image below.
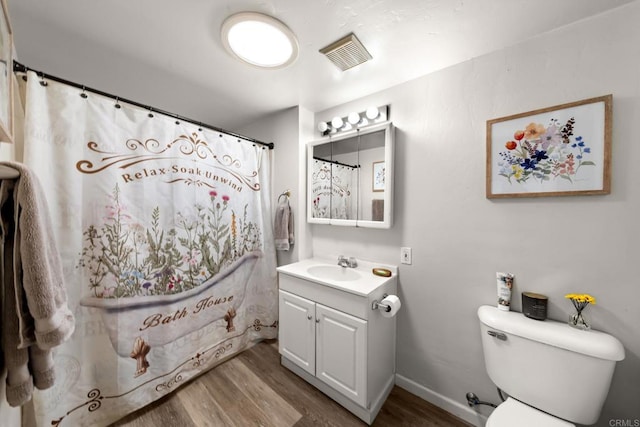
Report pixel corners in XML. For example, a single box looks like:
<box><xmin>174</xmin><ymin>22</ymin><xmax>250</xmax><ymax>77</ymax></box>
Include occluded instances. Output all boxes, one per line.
<box><xmin>319</xmin><ymin>33</ymin><xmax>372</xmax><ymax>71</ymax></box>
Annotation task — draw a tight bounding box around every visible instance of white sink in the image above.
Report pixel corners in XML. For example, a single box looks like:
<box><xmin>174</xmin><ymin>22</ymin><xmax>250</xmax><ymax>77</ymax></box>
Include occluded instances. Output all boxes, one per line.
<box><xmin>277</xmin><ymin>257</ymin><xmax>397</xmax><ymax>296</ymax></box>
<box><xmin>306</xmin><ymin>265</ymin><xmax>362</xmax><ymax>282</ymax></box>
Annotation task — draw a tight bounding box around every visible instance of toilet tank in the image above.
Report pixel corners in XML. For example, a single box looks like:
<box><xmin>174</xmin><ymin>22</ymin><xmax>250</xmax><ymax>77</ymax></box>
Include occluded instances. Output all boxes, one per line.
<box><xmin>478</xmin><ymin>305</ymin><xmax>624</xmax><ymax>425</ymax></box>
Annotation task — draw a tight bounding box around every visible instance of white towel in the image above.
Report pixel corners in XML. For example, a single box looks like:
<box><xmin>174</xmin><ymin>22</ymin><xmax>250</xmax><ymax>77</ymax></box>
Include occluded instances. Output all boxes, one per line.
<box><xmin>274</xmin><ymin>201</ymin><xmax>294</xmax><ymax>251</ymax></box>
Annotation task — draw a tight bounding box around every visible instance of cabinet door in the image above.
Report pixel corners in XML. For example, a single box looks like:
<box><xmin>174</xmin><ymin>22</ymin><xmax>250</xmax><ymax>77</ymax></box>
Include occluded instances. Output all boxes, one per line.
<box><xmin>315</xmin><ymin>304</ymin><xmax>367</xmax><ymax>407</ymax></box>
<box><xmin>278</xmin><ymin>290</ymin><xmax>316</xmax><ymax>376</ymax></box>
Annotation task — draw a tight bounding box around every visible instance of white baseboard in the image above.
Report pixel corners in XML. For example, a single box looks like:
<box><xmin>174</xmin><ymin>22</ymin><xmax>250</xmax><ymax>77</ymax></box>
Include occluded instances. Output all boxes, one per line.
<box><xmin>395</xmin><ymin>374</ymin><xmax>487</xmax><ymax>427</ymax></box>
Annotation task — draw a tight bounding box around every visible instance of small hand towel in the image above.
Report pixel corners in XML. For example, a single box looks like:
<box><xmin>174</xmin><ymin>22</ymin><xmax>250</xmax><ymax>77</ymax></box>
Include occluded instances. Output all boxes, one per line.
<box><xmin>274</xmin><ymin>200</ymin><xmax>294</xmax><ymax>251</ymax></box>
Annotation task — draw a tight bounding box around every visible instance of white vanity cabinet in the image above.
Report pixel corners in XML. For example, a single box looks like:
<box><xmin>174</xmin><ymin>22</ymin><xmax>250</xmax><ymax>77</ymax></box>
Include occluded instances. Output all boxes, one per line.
<box><xmin>279</xmin><ymin>290</ymin><xmax>367</xmax><ymax>406</ymax></box>
<box><xmin>276</xmin><ymin>259</ymin><xmax>398</xmax><ymax>425</ymax></box>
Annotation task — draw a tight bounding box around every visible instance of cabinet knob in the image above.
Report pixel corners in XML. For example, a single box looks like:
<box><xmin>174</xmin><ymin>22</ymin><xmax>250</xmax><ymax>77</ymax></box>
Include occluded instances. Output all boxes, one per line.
<box><xmin>307</xmin><ymin>315</ymin><xmax>312</xmax><ymax>320</ymax></box>
<box><xmin>315</xmin><ymin>318</ymin><xmax>320</xmax><ymax>323</ymax></box>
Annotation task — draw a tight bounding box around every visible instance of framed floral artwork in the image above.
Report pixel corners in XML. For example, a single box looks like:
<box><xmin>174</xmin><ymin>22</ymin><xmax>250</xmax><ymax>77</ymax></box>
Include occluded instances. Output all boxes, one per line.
<box><xmin>486</xmin><ymin>95</ymin><xmax>612</xmax><ymax>198</ymax></box>
<box><xmin>372</xmin><ymin>161</ymin><xmax>385</xmax><ymax>192</ymax></box>
<box><xmin>0</xmin><ymin>0</ymin><xmax>12</xmax><ymax>143</ymax></box>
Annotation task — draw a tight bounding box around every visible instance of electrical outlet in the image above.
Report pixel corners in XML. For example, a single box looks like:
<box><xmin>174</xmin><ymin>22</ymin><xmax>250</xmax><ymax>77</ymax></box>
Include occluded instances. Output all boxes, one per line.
<box><xmin>401</xmin><ymin>247</ymin><xmax>412</xmax><ymax>265</ymax></box>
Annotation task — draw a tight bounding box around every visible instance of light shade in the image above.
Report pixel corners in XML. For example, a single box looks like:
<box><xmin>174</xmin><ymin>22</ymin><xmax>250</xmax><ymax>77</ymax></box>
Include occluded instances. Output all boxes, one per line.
<box><xmin>221</xmin><ymin>12</ymin><xmax>298</xmax><ymax>69</ymax></box>
<box><xmin>317</xmin><ymin>121</ymin><xmax>329</xmax><ymax>133</ymax></box>
<box><xmin>331</xmin><ymin>116</ymin><xmax>344</xmax><ymax>129</ymax></box>
<box><xmin>347</xmin><ymin>112</ymin><xmax>361</xmax><ymax>125</ymax></box>
<box><xmin>365</xmin><ymin>106</ymin><xmax>380</xmax><ymax>120</ymax></box>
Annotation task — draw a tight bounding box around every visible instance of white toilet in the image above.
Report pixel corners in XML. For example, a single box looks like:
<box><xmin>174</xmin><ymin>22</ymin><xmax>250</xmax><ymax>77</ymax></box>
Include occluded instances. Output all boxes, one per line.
<box><xmin>477</xmin><ymin>305</ymin><xmax>625</xmax><ymax>426</ymax></box>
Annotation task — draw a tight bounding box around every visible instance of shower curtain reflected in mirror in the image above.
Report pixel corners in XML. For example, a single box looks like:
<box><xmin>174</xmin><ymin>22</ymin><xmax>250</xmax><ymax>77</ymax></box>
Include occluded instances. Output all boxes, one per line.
<box><xmin>310</xmin><ymin>158</ymin><xmax>357</xmax><ymax>220</ymax></box>
<box><xmin>22</xmin><ymin>71</ymin><xmax>277</xmax><ymax>426</ymax></box>
<box><xmin>311</xmin><ymin>158</ymin><xmax>331</xmax><ymax>218</ymax></box>
<box><xmin>330</xmin><ymin>162</ymin><xmax>357</xmax><ymax>220</ymax></box>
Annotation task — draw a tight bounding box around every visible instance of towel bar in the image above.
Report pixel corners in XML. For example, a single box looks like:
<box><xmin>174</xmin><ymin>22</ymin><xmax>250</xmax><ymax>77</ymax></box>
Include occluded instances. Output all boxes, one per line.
<box><xmin>278</xmin><ymin>190</ymin><xmax>291</xmax><ymax>203</ymax></box>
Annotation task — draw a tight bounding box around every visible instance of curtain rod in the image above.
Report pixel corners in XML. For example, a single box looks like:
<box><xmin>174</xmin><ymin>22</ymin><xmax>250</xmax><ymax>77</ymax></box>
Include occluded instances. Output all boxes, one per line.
<box><xmin>13</xmin><ymin>61</ymin><xmax>275</xmax><ymax>150</ymax></box>
<box><xmin>312</xmin><ymin>156</ymin><xmax>359</xmax><ymax>169</ymax></box>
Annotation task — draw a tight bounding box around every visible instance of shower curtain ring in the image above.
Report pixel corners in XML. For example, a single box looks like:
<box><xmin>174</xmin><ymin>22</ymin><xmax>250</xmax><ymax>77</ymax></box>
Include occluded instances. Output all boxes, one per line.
<box><xmin>80</xmin><ymin>86</ymin><xmax>88</xmax><ymax>99</ymax></box>
<box><xmin>39</xmin><ymin>72</ymin><xmax>48</xmax><ymax>86</ymax></box>
<box><xmin>114</xmin><ymin>97</ymin><xmax>121</xmax><ymax>109</ymax></box>
<box><xmin>148</xmin><ymin>107</ymin><xmax>154</xmax><ymax>118</ymax></box>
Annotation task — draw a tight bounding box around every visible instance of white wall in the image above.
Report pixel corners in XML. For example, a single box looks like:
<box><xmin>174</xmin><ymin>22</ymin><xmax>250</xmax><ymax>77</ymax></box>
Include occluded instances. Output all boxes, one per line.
<box><xmin>236</xmin><ymin>106</ymin><xmax>313</xmax><ymax>266</ymax></box>
<box><xmin>306</xmin><ymin>3</ymin><xmax>640</xmax><ymax>426</ymax></box>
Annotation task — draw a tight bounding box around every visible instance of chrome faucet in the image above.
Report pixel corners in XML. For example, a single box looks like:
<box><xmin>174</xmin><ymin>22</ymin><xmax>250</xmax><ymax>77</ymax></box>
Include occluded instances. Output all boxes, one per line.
<box><xmin>338</xmin><ymin>255</ymin><xmax>358</xmax><ymax>268</ymax></box>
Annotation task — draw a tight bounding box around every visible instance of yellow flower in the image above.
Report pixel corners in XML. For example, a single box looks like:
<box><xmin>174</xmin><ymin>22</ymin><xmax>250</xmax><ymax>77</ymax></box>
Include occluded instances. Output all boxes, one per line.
<box><xmin>511</xmin><ymin>164</ymin><xmax>523</xmax><ymax>180</ymax></box>
<box><xmin>565</xmin><ymin>293</ymin><xmax>596</xmax><ymax>305</ymax></box>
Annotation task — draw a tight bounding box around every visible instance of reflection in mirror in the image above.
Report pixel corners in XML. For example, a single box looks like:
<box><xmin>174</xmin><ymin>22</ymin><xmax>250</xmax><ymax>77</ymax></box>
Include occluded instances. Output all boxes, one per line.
<box><xmin>328</xmin><ymin>141</ymin><xmax>358</xmax><ymax>220</ymax></box>
<box><xmin>307</xmin><ymin>121</ymin><xmax>393</xmax><ymax>228</ymax></box>
<box><xmin>310</xmin><ymin>143</ymin><xmax>332</xmax><ymax>219</ymax></box>
<box><xmin>355</xmin><ymin>130</ymin><xmax>385</xmax><ymax>222</ymax></box>
<box><xmin>311</xmin><ymin>147</ymin><xmax>359</xmax><ymax>220</ymax></box>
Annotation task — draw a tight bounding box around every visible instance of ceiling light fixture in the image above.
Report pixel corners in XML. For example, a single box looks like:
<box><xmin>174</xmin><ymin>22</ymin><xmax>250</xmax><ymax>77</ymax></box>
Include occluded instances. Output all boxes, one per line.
<box><xmin>221</xmin><ymin>12</ymin><xmax>299</xmax><ymax>69</ymax></box>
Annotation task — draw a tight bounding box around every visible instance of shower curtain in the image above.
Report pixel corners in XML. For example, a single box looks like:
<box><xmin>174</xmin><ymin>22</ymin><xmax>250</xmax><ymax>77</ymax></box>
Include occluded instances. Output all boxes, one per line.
<box><xmin>21</xmin><ymin>72</ymin><xmax>278</xmax><ymax>426</ymax></box>
<box><xmin>311</xmin><ymin>158</ymin><xmax>331</xmax><ymax>218</ymax></box>
<box><xmin>311</xmin><ymin>159</ymin><xmax>356</xmax><ymax>220</ymax></box>
<box><xmin>331</xmin><ymin>162</ymin><xmax>357</xmax><ymax>220</ymax></box>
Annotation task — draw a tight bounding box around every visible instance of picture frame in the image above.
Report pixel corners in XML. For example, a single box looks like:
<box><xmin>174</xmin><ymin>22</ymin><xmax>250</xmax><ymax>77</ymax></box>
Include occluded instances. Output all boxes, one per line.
<box><xmin>372</xmin><ymin>160</ymin><xmax>385</xmax><ymax>192</ymax></box>
<box><xmin>0</xmin><ymin>0</ymin><xmax>13</xmax><ymax>143</ymax></box>
<box><xmin>486</xmin><ymin>95</ymin><xmax>612</xmax><ymax>199</ymax></box>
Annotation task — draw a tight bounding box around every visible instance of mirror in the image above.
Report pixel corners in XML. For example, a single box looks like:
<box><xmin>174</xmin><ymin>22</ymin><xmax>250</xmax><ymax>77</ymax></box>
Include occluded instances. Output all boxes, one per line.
<box><xmin>307</xmin><ymin>121</ymin><xmax>394</xmax><ymax>228</ymax></box>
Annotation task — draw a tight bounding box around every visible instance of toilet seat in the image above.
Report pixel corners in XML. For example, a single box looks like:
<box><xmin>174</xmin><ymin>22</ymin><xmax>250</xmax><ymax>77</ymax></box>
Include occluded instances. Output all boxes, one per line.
<box><xmin>486</xmin><ymin>398</ymin><xmax>575</xmax><ymax>427</ymax></box>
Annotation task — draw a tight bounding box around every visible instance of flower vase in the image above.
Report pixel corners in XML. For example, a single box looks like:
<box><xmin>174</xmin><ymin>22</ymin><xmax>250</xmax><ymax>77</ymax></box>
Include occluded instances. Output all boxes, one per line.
<box><xmin>569</xmin><ymin>309</ymin><xmax>590</xmax><ymax>330</ymax></box>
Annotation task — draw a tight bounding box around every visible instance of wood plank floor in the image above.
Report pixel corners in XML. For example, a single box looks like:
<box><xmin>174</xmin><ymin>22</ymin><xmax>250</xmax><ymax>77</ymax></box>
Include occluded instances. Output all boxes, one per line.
<box><xmin>111</xmin><ymin>340</ymin><xmax>473</xmax><ymax>427</ymax></box>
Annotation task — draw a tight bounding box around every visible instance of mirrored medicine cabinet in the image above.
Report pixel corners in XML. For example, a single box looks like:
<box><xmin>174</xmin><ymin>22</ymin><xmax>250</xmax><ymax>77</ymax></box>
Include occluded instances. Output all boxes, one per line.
<box><xmin>307</xmin><ymin>121</ymin><xmax>394</xmax><ymax>229</ymax></box>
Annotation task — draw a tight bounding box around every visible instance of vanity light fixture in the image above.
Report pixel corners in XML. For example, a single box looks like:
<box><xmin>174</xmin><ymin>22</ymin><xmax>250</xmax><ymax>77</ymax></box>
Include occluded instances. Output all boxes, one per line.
<box><xmin>221</xmin><ymin>12</ymin><xmax>299</xmax><ymax>69</ymax></box>
<box><xmin>317</xmin><ymin>105</ymin><xmax>389</xmax><ymax>136</ymax></box>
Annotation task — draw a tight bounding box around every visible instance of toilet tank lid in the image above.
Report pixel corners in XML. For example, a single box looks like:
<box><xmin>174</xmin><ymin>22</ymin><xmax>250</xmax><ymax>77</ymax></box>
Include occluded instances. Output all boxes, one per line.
<box><xmin>478</xmin><ymin>305</ymin><xmax>625</xmax><ymax>361</ymax></box>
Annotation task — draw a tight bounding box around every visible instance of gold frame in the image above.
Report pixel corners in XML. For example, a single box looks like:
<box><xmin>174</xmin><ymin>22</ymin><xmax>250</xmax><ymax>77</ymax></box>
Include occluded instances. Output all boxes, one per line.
<box><xmin>0</xmin><ymin>0</ymin><xmax>13</xmax><ymax>143</ymax></box>
<box><xmin>486</xmin><ymin>95</ymin><xmax>612</xmax><ymax>198</ymax></box>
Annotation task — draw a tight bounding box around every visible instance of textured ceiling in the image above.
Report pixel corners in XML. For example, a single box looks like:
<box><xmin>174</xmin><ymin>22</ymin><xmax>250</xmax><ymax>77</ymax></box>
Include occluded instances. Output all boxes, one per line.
<box><xmin>7</xmin><ymin>0</ymin><xmax>634</xmax><ymax>130</ymax></box>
